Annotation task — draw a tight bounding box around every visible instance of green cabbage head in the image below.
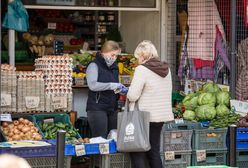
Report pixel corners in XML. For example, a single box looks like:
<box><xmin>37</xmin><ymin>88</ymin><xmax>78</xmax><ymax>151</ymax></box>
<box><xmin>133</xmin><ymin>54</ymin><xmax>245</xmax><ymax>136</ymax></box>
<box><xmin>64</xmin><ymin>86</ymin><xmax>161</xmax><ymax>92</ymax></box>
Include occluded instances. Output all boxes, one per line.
<box><xmin>182</xmin><ymin>93</ymin><xmax>199</xmax><ymax>110</ymax></box>
<box><xmin>216</xmin><ymin>104</ymin><xmax>230</xmax><ymax>117</ymax></box>
<box><xmin>195</xmin><ymin>104</ymin><xmax>217</xmax><ymax>121</ymax></box>
<box><xmin>202</xmin><ymin>83</ymin><xmax>220</xmax><ymax>93</ymax></box>
<box><xmin>198</xmin><ymin>92</ymin><xmax>216</xmax><ymax>106</ymax></box>
<box><xmin>216</xmin><ymin>91</ymin><xmax>230</xmax><ymax>106</ymax></box>
<box><xmin>183</xmin><ymin>110</ymin><xmax>196</xmax><ymax>121</ymax></box>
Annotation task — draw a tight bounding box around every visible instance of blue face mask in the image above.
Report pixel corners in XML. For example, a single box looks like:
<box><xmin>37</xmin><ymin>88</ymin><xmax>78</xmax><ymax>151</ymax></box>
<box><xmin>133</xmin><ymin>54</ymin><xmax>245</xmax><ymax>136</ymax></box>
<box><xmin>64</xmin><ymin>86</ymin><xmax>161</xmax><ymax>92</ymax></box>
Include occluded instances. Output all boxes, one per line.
<box><xmin>104</xmin><ymin>57</ymin><xmax>116</xmax><ymax>67</ymax></box>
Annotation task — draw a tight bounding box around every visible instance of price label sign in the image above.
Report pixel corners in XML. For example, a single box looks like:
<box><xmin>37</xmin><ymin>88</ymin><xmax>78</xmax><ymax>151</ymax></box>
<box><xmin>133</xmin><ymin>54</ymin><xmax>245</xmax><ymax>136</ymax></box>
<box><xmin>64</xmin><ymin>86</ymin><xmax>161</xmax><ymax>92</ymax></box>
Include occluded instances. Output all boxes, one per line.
<box><xmin>48</xmin><ymin>22</ymin><xmax>56</xmax><ymax>29</ymax></box>
<box><xmin>164</xmin><ymin>151</ymin><xmax>175</xmax><ymax>161</ymax></box>
<box><xmin>0</xmin><ymin>114</ymin><xmax>12</xmax><ymax>122</ymax></box>
<box><xmin>75</xmin><ymin>144</ymin><xmax>86</xmax><ymax>156</ymax></box>
<box><xmin>175</xmin><ymin>118</ymin><xmax>184</xmax><ymax>124</ymax></box>
<box><xmin>25</xmin><ymin>96</ymin><xmax>40</xmax><ymax>109</ymax></box>
<box><xmin>1</xmin><ymin>94</ymin><xmax>11</xmax><ymax>106</ymax></box>
<box><xmin>52</xmin><ymin>95</ymin><xmax>67</xmax><ymax>109</ymax></box>
<box><xmin>196</xmin><ymin>150</ymin><xmax>206</xmax><ymax>162</ymax></box>
<box><xmin>99</xmin><ymin>143</ymin><xmax>110</xmax><ymax>154</ymax></box>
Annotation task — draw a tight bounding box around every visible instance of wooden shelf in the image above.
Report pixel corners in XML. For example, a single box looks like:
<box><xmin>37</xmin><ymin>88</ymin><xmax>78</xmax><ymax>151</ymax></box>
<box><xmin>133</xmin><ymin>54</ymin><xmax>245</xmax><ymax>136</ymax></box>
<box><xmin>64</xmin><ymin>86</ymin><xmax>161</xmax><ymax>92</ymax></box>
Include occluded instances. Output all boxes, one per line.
<box><xmin>72</xmin><ymin>85</ymin><xmax>88</xmax><ymax>88</ymax></box>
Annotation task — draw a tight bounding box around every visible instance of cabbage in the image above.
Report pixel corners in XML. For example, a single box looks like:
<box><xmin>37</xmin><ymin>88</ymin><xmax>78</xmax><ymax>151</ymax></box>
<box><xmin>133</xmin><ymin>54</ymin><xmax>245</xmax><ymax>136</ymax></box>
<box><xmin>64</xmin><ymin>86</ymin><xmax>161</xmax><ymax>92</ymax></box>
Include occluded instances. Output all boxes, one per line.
<box><xmin>183</xmin><ymin>93</ymin><xmax>198</xmax><ymax>110</ymax></box>
<box><xmin>195</xmin><ymin>105</ymin><xmax>217</xmax><ymax>121</ymax></box>
<box><xmin>198</xmin><ymin>92</ymin><xmax>216</xmax><ymax>106</ymax></box>
<box><xmin>216</xmin><ymin>91</ymin><xmax>230</xmax><ymax>106</ymax></box>
<box><xmin>202</xmin><ymin>83</ymin><xmax>220</xmax><ymax>93</ymax></box>
<box><xmin>183</xmin><ymin>110</ymin><xmax>196</xmax><ymax>121</ymax></box>
<box><xmin>216</xmin><ymin>104</ymin><xmax>230</xmax><ymax>117</ymax></box>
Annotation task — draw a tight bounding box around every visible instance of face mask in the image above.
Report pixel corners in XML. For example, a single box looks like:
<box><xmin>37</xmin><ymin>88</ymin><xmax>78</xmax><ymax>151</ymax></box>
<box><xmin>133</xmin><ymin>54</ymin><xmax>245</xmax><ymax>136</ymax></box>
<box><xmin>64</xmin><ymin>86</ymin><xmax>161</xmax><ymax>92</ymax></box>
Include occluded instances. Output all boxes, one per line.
<box><xmin>104</xmin><ymin>57</ymin><xmax>116</xmax><ymax>67</ymax></box>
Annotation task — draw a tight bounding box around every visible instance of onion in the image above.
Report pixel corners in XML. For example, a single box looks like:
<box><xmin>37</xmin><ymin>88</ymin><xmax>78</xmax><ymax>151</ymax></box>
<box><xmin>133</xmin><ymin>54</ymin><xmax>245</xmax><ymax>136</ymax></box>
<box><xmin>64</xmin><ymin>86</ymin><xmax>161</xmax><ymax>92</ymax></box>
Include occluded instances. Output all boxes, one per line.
<box><xmin>19</xmin><ymin>132</ymin><xmax>24</xmax><ymax>137</ymax></box>
<box><xmin>8</xmin><ymin>132</ymin><xmax>14</xmax><ymax>137</ymax></box>
<box><xmin>18</xmin><ymin>118</ymin><xmax>24</xmax><ymax>123</ymax></box>
<box><xmin>23</xmin><ymin>119</ymin><xmax>30</xmax><ymax>125</ymax></box>
<box><xmin>2</xmin><ymin>122</ymin><xmax>9</xmax><ymax>127</ymax></box>
<box><xmin>8</xmin><ymin>138</ymin><xmax>13</xmax><ymax>141</ymax></box>
<box><xmin>13</xmin><ymin>129</ymin><xmax>20</xmax><ymax>134</ymax></box>
<box><xmin>22</xmin><ymin>126</ymin><xmax>30</xmax><ymax>133</ymax></box>
<box><xmin>28</xmin><ymin>122</ymin><xmax>34</xmax><ymax>126</ymax></box>
<box><xmin>13</xmin><ymin>120</ymin><xmax>19</xmax><ymax>126</ymax></box>
<box><xmin>34</xmin><ymin>127</ymin><xmax>39</xmax><ymax>132</ymax></box>
<box><xmin>8</xmin><ymin>124</ymin><xmax>14</xmax><ymax>129</ymax></box>
<box><xmin>17</xmin><ymin>124</ymin><xmax>24</xmax><ymax>130</ymax></box>
<box><xmin>12</xmin><ymin>135</ymin><xmax>21</xmax><ymax>141</ymax></box>
<box><xmin>3</xmin><ymin>130</ymin><xmax>8</xmax><ymax>135</ymax></box>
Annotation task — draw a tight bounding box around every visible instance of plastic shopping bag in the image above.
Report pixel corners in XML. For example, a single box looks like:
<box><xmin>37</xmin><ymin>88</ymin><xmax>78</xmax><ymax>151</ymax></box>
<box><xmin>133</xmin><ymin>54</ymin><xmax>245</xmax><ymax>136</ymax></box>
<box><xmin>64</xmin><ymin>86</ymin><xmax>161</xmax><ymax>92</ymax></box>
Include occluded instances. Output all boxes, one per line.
<box><xmin>2</xmin><ymin>0</ymin><xmax>29</xmax><ymax>32</ymax></box>
<box><xmin>117</xmin><ymin>100</ymin><xmax>150</xmax><ymax>152</ymax></box>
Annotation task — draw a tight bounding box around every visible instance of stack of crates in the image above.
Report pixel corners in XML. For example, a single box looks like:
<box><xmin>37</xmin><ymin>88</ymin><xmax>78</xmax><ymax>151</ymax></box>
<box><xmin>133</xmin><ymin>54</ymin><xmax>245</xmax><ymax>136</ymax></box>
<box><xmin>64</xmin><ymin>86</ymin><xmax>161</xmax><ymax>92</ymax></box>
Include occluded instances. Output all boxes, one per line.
<box><xmin>162</xmin><ymin>121</ymin><xmax>201</xmax><ymax>168</ymax></box>
<box><xmin>191</xmin><ymin>127</ymin><xmax>228</xmax><ymax>166</ymax></box>
<box><xmin>235</xmin><ymin>128</ymin><xmax>248</xmax><ymax>168</ymax></box>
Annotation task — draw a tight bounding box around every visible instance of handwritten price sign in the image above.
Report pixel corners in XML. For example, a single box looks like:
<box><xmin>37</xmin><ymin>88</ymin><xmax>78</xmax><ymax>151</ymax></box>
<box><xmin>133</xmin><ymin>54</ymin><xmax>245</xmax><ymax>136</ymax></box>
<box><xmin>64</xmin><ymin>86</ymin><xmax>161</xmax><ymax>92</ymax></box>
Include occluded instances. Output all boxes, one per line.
<box><xmin>164</xmin><ymin>151</ymin><xmax>175</xmax><ymax>161</ymax></box>
<box><xmin>52</xmin><ymin>95</ymin><xmax>67</xmax><ymax>109</ymax></box>
<box><xmin>25</xmin><ymin>96</ymin><xmax>40</xmax><ymax>109</ymax></box>
<box><xmin>196</xmin><ymin>150</ymin><xmax>206</xmax><ymax>162</ymax></box>
<box><xmin>1</xmin><ymin>94</ymin><xmax>11</xmax><ymax>106</ymax></box>
<box><xmin>99</xmin><ymin>143</ymin><xmax>110</xmax><ymax>154</ymax></box>
<box><xmin>75</xmin><ymin>144</ymin><xmax>86</xmax><ymax>156</ymax></box>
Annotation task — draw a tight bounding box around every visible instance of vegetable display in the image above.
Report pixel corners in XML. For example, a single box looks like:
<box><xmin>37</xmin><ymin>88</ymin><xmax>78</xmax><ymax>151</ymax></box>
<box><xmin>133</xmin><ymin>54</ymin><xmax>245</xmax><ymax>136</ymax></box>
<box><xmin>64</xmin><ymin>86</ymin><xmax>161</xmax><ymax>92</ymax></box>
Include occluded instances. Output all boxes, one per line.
<box><xmin>209</xmin><ymin>113</ymin><xmax>241</xmax><ymax>128</ymax></box>
<box><xmin>39</xmin><ymin>122</ymin><xmax>79</xmax><ymax>140</ymax></box>
<box><xmin>181</xmin><ymin>82</ymin><xmax>241</xmax><ymax>128</ymax></box>
<box><xmin>1</xmin><ymin>118</ymin><xmax>42</xmax><ymax>141</ymax></box>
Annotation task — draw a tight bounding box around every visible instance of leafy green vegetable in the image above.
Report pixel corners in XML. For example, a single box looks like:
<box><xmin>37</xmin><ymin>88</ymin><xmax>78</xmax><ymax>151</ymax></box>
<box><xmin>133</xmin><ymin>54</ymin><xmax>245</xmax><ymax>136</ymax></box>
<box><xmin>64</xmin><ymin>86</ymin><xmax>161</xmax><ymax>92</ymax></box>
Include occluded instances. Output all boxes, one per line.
<box><xmin>195</xmin><ymin>104</ymin><xmax>216</xmax><ymax>121</ymax></box>
<box><xmin>182</xmin><ymin>93</ymin><xmax>199</xmax><ymax>110</ymax></box>
<box><xmin>209</xmin><ymin>112</ymin><xmax>241</xmax><ymax>128</ymax></box>
<box><xmin>216</xmin><ymin>104</ymin><xmax>230</xmax><ymax>117</ymax></box>
<box><xmin>183</xmin><ymin>110</ymin><xmax>196</xmax><ymax>121</ymax></box>
<box><xmin>216</xmin><ymin>91</ymin><xmax>230</xmax><ymax>106</ymax></box>
<box><xmin>202</xmin><ymin>82</ymin><xmax>220</xmax><ymax>93</ymax></box>
<box><xmin>198</xmin><ymin>92</ymin><xmax>216</xmax><ymax>106</ymax></box>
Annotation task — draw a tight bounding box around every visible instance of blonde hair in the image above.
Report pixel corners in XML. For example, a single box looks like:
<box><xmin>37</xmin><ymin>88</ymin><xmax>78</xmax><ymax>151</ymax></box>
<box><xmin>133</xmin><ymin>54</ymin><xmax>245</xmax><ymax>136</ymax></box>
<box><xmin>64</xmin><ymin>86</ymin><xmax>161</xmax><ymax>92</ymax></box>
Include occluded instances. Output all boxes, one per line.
<box><xmin>134</xmin><ymin>40</ymin><xmax>159</xmax><ymax>61</ymax></box>
<box><xmin>101</xmin><ymin>40</ymin><xmax>120</xmax><ymax>53</ymax></box>
<box><xmin>0</xmin><ymin>154</ymin><xmax>31</xmax><ymax>168</ymax></box>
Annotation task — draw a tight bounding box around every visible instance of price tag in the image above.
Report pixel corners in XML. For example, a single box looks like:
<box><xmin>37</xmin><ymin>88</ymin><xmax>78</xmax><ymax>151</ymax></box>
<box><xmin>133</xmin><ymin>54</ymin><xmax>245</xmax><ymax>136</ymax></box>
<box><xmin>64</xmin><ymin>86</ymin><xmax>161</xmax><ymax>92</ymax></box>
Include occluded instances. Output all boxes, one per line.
<box><xmin>75</xmin><ymin>144</ymin><xmax>86</xmax><ymax>156</ymax></box>
<box><xmin>0</xmin><ymin>114</ymin><xmax>12</xmax><ymax>122</ymax></box>
<box><xmin>1</xmin><ymin>94</ymin><xmax>11</xmax><ymax>106</ymax></box>
<box><xmin>99</xmin><ymin>143</ymin><xmax>110</xmax><ymax>154</ymax></box>
<box><xmin>52</xmin><ymin>95</ymin><xmax>67</xmax><ymax>109</ymax></box>
<box><xmin>48</xmin><ymin>22</ymin><xmax>56</xmax><ymax>29</ymax></box>
<box><xmin>25</xmin><ymin>96</ymin><xmax>40</xmax><ymax>109</ymax></box>
<box><xmin>175</xmin><ymin>118</ymin><xmax>184</xmax><ymax>124</ymax></box>
<box><xmin>171</xmin><ymin>133</ymin><xmax>177</xmax><ymax>139</ymax></box>
<box><xmin>196</xmin><ymin>150</ymin><xmax>206</xmax><ymax>162</ymax></box>
<box><xmin>164</xmin><ymin>151</ymin><xmax>175</xmax><ymax>161</ymax></box>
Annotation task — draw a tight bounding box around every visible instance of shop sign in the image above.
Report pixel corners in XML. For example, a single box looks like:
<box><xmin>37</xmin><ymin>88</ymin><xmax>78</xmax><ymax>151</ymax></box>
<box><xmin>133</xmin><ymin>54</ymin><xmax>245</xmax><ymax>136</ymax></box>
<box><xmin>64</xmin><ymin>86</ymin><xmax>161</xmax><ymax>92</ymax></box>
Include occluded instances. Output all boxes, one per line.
<box><xmin>196</xmin><ymin>150</ymin><xmax>206</xmax><ymax>162</ymax></box>
<box><xmin>1</xmin><ymin>94</ymin><xmax>11</xmax><ymax>106</ymax></box>
<box><xmin>25</xmin><ymin>96</ymin><xmax>40</xmax><ymax>109</ymax></box>
<box><xmin>0</xmin><ymin>114</ymin><xmax>12</xmax><ymax>122</ymax></box>
<box><xmin>164</xmin><ymin>151</ymin><xmax>175</xmax><ymax>161</ymax></box>
<box><xmin>99</xmin><ymin>143</ymin><xmax>110</xmax><ymax>154</ymax></box>
<box><xmin>52</xmin><ymin>95</ymin><xmax>67</xmax><ymax>109</ymax></box>
<box><xmin>75</xmin><ymin>144</ymin><xmax>86</xmax><ymax>156</ymax></box>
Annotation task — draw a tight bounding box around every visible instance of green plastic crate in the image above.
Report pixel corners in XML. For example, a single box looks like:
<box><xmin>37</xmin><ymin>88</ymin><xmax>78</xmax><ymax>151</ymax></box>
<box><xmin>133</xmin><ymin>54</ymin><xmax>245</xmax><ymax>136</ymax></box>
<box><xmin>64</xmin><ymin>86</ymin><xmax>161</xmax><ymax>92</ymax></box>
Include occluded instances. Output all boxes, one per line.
<box><xmin>33</xmin><ymin>113</ymin><xmax>81</xmax><ymax>139</ymax></box>
<box><xmin>1</xmin><ymin>50</ymin><xmax>32</xmax><ymax>63</ymax></box>
<box><xmin>192</xmin><ymin>150</ymin><xmax>227</xmax><ymax>166</ymax></box>
<box><xmin>230</xmin><ymin>149</ymin><xmax>248</xmax><ymax>168</ymax></box>
<box><xmin>165</xmin><ymin>120</ymin><xmax>202</xmax><ymax>131</ymax></box>
<box><xmin>193</xmin><ymin>128</ymin><xmax>227</xmax><ymax>150</ymax></box>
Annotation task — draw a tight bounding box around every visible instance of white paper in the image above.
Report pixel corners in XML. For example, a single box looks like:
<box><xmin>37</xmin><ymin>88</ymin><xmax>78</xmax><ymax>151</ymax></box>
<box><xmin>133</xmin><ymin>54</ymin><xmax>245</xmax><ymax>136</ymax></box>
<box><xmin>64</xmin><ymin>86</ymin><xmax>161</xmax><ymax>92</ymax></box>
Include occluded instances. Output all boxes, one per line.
<box><xmin>89</xmin><ymin>137</ymin><xmax>112</xmax><ymax>144</ymax></box>
<box><xmin>52</xmin><ymin>95</ymin><xmax>67</xmax><ymax>109</ymax></box>
<box><xmin>0</xmin><ymin>114</ymin><xmax>12</xmax><ymax>122</ymax></box>
<box><xmin>99</xmin><ymin>143</ymin><xmax>110</xmax><ymax>154</ymax></box>
<box><xmin>196</xmin><ymin>150</ymin><xmax>206</xmax><ymax>162</ymax></box>
<box><xmin>75</xmin><ymin>144</ymin><xmax>86</xmax><ymax>156</ymax></box>
<box><xmin>1</xmin><ymin>94</ymin><xmax>11</xmax><ymax>106</ymax></box>
<box><xmin>25</xmin><ymin>96</ymin><xmax>40</xmax><ymax>109</ymax></box>
<box><xmin>164</xmin><ymin>151</ymin><xmax>175</xmax><ymax>161</ymax></box>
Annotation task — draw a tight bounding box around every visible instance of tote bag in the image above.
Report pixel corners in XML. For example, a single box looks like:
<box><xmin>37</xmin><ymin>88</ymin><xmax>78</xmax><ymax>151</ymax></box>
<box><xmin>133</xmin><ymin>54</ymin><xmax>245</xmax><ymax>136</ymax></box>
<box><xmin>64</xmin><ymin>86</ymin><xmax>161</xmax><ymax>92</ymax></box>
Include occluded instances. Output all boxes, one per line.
<box><xmin>117</xmin><ymin>100</ymin><xmax>150</xmax><ymax>152</ymax></box>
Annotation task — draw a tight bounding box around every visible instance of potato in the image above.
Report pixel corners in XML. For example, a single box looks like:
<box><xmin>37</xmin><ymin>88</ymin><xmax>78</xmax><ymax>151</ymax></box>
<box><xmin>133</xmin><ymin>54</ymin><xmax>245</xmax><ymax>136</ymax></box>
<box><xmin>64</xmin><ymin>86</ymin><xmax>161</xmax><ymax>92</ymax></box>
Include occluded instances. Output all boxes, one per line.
<box><xmin>22</xmin><ymin>126</ymin><xmax>31</xmax><ymax>133</ymax></box>
<box><xmin>13</xmin><ymin>120</ymin><xmax>19</xmax><ymax>126</ymax></box>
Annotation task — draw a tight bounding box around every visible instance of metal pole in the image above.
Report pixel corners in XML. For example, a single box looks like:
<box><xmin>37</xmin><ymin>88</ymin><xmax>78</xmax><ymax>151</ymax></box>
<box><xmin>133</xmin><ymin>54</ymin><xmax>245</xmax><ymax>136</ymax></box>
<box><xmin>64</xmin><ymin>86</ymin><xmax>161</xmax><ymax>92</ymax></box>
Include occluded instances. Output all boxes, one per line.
<box><xmin>8</xmin><ymin>0</ymin><xmax>15</xmax><ymax>65</ymax></box>
<box><xmin>56</xmin><ymin>130</ymin><xmax>66</xmax><ymax>168</ymax></box>
<box><xmin>228</xmin><ymin>125</ymin><xmax>237</xmax><ymax>167</ymax></box>
<box><xmin>230</xmin><ymin>0</ymin><xmax>236</xmax><ymax>98</ymax></box>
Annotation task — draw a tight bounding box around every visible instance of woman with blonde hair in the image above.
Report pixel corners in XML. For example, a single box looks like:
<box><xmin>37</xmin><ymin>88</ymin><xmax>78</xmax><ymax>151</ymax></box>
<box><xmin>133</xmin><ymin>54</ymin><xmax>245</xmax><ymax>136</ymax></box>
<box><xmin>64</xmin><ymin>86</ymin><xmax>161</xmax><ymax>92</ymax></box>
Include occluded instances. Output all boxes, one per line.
<box><xmin>0</xmin><ymin>154</ymin><xmax>31</xmax><ymax>168</ymax></box>
<box><xmin>127</xmin><ymin>40</ymin><xmax>174</xmax><ymax>168</ymax></box>
<box><xmin>86</xmin><ymin>40</ymin><xmax>128</xmax><ymax>138</ymax></box>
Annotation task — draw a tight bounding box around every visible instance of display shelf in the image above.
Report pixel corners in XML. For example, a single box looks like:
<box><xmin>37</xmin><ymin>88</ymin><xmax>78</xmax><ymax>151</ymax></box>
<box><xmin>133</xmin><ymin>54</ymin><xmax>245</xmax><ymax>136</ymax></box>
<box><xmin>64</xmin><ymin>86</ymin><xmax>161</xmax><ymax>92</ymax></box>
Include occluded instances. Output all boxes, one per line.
<box><xmin>72</xmin><ymin>85</ymin><xmax>88</xmax><ymax>88</ymax></box>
